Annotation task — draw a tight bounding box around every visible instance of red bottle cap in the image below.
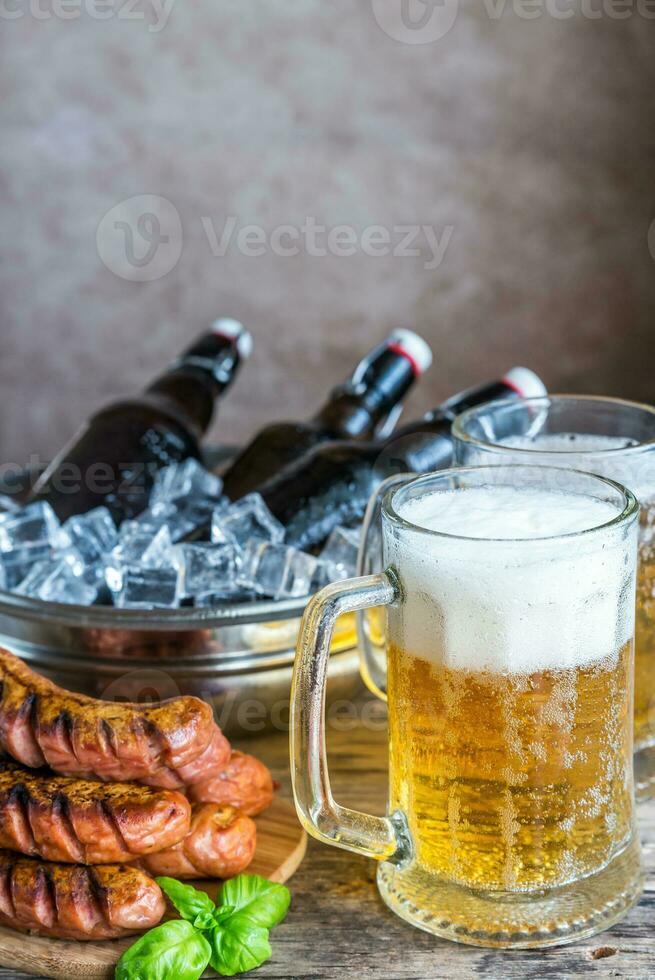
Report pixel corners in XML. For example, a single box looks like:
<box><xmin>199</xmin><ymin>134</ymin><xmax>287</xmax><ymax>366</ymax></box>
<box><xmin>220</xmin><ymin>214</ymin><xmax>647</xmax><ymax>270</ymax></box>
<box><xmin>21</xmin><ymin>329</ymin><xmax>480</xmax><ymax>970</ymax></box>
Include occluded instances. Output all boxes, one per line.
<box><xmin>386</xmin><ymin>328</ymin><xmax>433</xmax><ymax>376</ymax></box>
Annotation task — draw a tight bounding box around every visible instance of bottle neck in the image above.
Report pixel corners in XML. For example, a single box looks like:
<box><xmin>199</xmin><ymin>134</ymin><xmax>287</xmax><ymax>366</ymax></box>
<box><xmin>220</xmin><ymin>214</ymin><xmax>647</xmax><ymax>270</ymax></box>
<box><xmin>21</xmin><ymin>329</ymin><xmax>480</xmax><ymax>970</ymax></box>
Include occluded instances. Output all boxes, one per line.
<box><xmin>430</xmin><ymin>378</ymin><xmax>523</xmax><ymax>423</ymax></box>
<box><xmin>381</xmin><ymin>376</ymin><xmax>530</xmax><ymax>473</ymax></box>
<box><xmin>145</xmin><ymin>332</ymin><xmax>244</xmax><ymax>435</ymax></box>
<box><xmin>311</xmin><ymin>345</ymin><xmax>418</xmax><ymax>439</ymax></box>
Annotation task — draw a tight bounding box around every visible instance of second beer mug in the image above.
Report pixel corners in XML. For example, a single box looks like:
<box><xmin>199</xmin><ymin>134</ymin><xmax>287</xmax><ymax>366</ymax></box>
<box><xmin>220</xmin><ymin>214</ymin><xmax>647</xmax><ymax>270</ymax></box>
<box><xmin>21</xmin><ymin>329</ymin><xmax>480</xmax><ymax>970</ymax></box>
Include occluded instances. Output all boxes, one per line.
<box><xmin>453</xmin><ymin>396</ymin><xmax>655</xmax><ymax>798</ymax></box>
<box><xmin>292</xmin><ymin>466</ymin><xmax>644</xmax><ymax>947</ymax></box>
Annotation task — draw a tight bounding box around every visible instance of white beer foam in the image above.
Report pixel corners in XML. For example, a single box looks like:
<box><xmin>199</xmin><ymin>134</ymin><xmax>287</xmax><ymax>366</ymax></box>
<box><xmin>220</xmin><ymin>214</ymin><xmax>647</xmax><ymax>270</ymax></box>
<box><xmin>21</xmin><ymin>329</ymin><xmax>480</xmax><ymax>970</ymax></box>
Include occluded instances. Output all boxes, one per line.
<box><xmin>487</xmin><ymin>432</ymin><xmax>655</xmax><ymax>502</ymax></box>
<box><xmin>502</xmin><ymin>433</ymin><xmax>638</xmax><ymax>452</ymax></box>
<box><xmin>386</xmin><ymin>486</ymin><xmax>635</xmax><ymax>674</ymax></box>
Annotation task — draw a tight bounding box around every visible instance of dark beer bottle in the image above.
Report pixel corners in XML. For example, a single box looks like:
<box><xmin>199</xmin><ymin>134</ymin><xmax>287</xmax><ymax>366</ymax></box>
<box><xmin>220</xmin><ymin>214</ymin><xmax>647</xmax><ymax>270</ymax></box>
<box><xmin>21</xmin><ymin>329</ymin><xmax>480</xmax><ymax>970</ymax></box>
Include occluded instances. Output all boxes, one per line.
<box><xmin>222</xmin><ymin>329</ymin><xmax>433</xmax><ymax>500</ymax></box>
<box><xmin>30</xmin><ymin>319</ymin><xmax>252</xmax><ymax>523</ymax></box>
<box><xmin>259</xmin><ymin>367</ymin><xmax>546</xmax><ymax>550</ymax></box>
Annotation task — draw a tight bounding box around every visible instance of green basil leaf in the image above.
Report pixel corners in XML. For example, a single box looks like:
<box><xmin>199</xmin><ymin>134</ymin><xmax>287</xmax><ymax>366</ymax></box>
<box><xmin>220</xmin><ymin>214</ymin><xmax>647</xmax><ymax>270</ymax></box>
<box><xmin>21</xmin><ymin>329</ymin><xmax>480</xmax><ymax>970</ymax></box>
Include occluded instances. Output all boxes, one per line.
<box><xmin>155</xmin><ymin>877</ymin><xmax>216</xmax><ymax>922</ymax></box>
<box><xmin>209</xmin><ymin>921</ymin><xmax>271</xmax><ymax>977</ymax></box>
<box><xmin>212</xmin><ymin>905</ymin><xmax>236</xmax><ymax>926</ymax></box>
<box><xmin>193</xmin><ymin>911</ymin><xmax>216</xmax><ymax>932</ymax></box>
<box><xmin>115</xmin><ymin>918</ymin><xmax>211</xmax><ymax>980</ymax></box>
<box><xmin>218</xmin><ymin>875</ymin><xmax>291</xmax><ymax>929</ymax></box>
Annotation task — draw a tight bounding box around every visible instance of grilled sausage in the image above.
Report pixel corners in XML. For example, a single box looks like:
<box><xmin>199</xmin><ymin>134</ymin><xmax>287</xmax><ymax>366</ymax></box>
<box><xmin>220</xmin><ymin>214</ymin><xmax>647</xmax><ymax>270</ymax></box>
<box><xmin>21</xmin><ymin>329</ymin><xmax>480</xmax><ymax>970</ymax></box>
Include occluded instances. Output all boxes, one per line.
<box><xmin>0</xmin><ymin>761</ymin><xmax>191</xmax><ymax>864</ymax></box>
<box><xmin>187</xmin><ymin>751</ymin><xmax>274</xmax><ymax>815</ymax></box>
<box><xmin>0</xmin><ymin>647</ymin><xmax>230</xmax><ymax>788</ymax></box>
<box><xmin>0</xmin><ymin>850</ymin><xmax>164</xmax><ymax>940</ymax></box>
<box><xmin>140</xmin><ymin>804</ymin><xmax>256</xmax><ymax>879</ymax></box>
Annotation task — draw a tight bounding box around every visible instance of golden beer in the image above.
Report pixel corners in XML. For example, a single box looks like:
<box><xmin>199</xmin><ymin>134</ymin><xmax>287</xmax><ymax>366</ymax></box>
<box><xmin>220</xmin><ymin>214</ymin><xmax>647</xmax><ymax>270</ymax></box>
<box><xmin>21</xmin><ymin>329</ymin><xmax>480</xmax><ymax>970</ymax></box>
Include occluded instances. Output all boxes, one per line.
<box><xmin>388</xmin><ymin>642</ymin><xmax>632</xmax><ymax>893</ymax></box>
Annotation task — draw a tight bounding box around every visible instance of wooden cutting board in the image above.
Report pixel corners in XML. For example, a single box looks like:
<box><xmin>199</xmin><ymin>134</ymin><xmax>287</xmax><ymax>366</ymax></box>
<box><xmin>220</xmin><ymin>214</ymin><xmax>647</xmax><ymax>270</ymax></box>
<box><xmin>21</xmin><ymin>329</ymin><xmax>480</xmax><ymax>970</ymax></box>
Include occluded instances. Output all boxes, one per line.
<box><xmin>0</xmin><ymin>798</ymin><xmax>306</xmax><ymax>979</ymax></box>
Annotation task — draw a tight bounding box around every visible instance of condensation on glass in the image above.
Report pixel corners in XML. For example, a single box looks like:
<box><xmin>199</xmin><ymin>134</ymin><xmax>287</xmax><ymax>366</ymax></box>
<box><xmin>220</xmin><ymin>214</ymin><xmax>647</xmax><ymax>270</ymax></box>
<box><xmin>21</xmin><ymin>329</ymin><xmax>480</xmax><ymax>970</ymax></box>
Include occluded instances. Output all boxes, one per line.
<box><xmin>292</xmin><ymin>465</ymin><xmax>644</xmax><ymax>948</ymax></box>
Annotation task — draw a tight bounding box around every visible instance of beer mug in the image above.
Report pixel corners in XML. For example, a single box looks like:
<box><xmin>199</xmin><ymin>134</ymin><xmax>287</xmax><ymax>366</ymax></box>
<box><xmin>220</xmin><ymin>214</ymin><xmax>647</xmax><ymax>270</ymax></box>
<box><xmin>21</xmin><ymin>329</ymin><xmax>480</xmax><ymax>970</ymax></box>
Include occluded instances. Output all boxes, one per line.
<box><xmin>291</xmin><ymin>466</ymin><xmax>643</xmax><ymax>947</ymax></box>
<box><xmin>452</xmin><ymin>395</ymin><xmax>655</xmax><ymax>799</ymax></box>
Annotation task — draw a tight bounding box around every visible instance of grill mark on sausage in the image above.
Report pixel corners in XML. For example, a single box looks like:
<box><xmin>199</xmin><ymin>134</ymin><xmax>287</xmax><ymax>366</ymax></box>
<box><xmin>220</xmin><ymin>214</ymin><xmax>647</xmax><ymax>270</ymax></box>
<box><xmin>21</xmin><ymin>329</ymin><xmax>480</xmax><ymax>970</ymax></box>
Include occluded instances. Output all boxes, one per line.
<box><xmin>6</xmin><ymin>784</ymin><xmax>37</xmax><ymax>854</ymax></box>
<box><xmin>20</xmin><ymin>786</ymin><xmax>40</xmax><ymax>855</ymax></box>
<box><xmin>51</xmin><ymin>793</ymin><xmax>85</xmax><ymax>864</ymax></box>
<box><xmin>34</xmin><ymin>864</ymin><xmax>56</xmax><ymax>928</ymax></box>
<box><xmin>140</xmin><ymin>717</ymin><xmax>170</xmax><ymax>780</ymax></box>
<box><xmin>54</xmin><ymin>710</ymin><xmax>78</xmax><ymax>766</ymax></box>
<box><xmin>99</xmin><ymin>718</ymin><xmax>119</xmax><ymax>764</ymax></box>
<box><xmin>19</xmin><ymin>694</ymin><xmax>45</xmax><ymax>766</ymax></box>
<box><xmin>86</xmin><ymin>864</ymin><xmax>110</xmax><ymax>926</ymax></box>
<box><xmin>79</xmin><ymin>865</ymin><xmax>105</xmax><ymax>931</ymax></box>
<box><xmin>98</xmin><ymin>798</ymin><xmax>130</xmax><ymax>858</ymax></box>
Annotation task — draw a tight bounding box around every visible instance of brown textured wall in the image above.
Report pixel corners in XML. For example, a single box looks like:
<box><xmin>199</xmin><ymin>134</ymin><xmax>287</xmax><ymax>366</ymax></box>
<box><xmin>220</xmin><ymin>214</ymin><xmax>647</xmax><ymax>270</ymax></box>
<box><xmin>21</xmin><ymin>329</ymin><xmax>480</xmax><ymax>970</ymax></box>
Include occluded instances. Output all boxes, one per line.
<box><xmin>1</xmin><ymin>1</ymin><xmax>654</xmax><ymax>466</ymax></box>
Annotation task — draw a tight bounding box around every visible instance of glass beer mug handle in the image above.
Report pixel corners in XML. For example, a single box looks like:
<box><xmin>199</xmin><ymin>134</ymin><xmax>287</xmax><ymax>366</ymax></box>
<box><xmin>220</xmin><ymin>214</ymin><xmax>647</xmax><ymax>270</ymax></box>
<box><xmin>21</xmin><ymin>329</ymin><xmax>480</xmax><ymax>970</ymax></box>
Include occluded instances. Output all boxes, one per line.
<box><xmin>291</xmin><ymin>572</ymin><xmax>411</xmax><ymax>864</ymax></box>
<box><xmin>356</xmin><ymin>473</ymin><xmax>417</xmax><ymax>701</ymax></box>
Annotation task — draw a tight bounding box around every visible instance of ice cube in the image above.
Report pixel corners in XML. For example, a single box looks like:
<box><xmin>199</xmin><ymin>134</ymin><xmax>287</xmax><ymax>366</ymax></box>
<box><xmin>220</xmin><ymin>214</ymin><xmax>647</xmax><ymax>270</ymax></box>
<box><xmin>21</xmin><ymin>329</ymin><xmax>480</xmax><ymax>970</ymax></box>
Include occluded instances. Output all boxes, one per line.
<box><xmin>219</xmin><ymin>494</ymin><xmax>285</xmax><ymax>549</ymax></box>
<box><xmin>318</xmin><ymin>526</ymin><xmax>360</xmax><ymax>580</ymax></box>
<box><xmin>16</xmin><ymin>558</ymin><xmax>98</xmax><ymax>605</ymax></box>
<box><xmin>0</xmin><ymin>502</ymin><xmax>65</xmax><ymax>552</ymax></box>
<box><xmin>0</xmin><ymin>543</ymin><xmax>52</xmax><ymax>589</ymax></box>
<box><xmin>63</xmin><ymin>507</ymin><xmax>117</xmax><ymax>565</ymax></box>
<box><xmin>0</xmin><ymin>494</ymin><xmax>20</xmax><ymax>514</ymax></box>
<box><xmin>112</xmin><ymin>565</ymin><xmax>182</xmax><ymax>609</ymax></box>
<box><xmin>136</xmin><ymin>497</ymin><xmax>215</xmax><ymax>543</ymax></box>
<box><xmin>141</xmin><ymin>527</ymin><xmax>175</xmax><ymax>567</ymax></box>
<box><xmin>105</xmin><ymin>525</ymin><xmax>176</xmax><ymax>592</ymax></box>
<box><xmin>115</xmin><ymin>524</ymin><xmax>174</xmax><ymax>566</ymax></box>
<box><xmin>56</xmin><ymin>546</ymin><xmax>86</xmax><ymax>577</ymax></box>
<box><xmin>151</xmin><ymin>459</ymin><xmax>223</xmax><ymax>505</ymax></box>
<box><xmin>210</xmin><ymin>518</ymin><xmax>238</xmax><ymax>548</ymax></box>
<box><xmin>178</xmin><ymin>542</ymin><xmax>240</xmax><ymax>599</ymax></box>
<box><xmin>239</xmin><ymin>541</ymin><xmax>316</xmax><ymax>599</ymax></box>
<box><xmin>170</xmin><ymin>498</ymin><xmax>216</xmax><ymax>541</ymax></box>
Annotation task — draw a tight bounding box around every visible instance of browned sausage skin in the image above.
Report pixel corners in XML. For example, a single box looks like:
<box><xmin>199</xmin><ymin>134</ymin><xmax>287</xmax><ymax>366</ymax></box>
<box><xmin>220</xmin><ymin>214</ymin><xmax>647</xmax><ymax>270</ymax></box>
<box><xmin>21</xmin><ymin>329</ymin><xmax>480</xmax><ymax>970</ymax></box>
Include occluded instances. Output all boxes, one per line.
<box><xmin>0</xmin><ymin>647</ymin><xmax>230</xmax><ymax>788</ymax></box>
<box><xmin>187</xmin><ymin>751</ymin><xmax>274</xmax><ymax>815</ymax></box>
<box><xmin>0</xmin><ymin>851</ymin><xmax>165</xmax><ymax>940</ymax></box>
<box><xmin>0</xmin><ymin>761</ymin><xmax>191</xmax><ymax>864</ymax></box>
<box><xmin>140</xmin><ymin>803</ymin><xmax>256</xmax><ymax>880</ymax></box>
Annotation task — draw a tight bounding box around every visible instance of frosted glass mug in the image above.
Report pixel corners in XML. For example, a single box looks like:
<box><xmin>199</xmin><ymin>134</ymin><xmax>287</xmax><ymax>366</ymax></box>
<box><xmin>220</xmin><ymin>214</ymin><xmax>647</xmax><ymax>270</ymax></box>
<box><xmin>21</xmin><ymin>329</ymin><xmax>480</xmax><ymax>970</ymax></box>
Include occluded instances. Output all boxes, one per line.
<box><xmin>291</xmin><ymin>466</ymin><xmax>643</xmax><ymax>948</ymax></box>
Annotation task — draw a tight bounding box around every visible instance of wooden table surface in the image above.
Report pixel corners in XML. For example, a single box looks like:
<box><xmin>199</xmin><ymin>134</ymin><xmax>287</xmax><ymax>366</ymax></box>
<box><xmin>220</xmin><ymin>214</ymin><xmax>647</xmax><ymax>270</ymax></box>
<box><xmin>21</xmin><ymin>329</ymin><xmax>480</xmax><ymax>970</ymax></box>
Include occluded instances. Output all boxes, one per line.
<box><xmin>1</xmin><ymin>691</ymin><xmax>653</xmax><ymax>980</ymax></box>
